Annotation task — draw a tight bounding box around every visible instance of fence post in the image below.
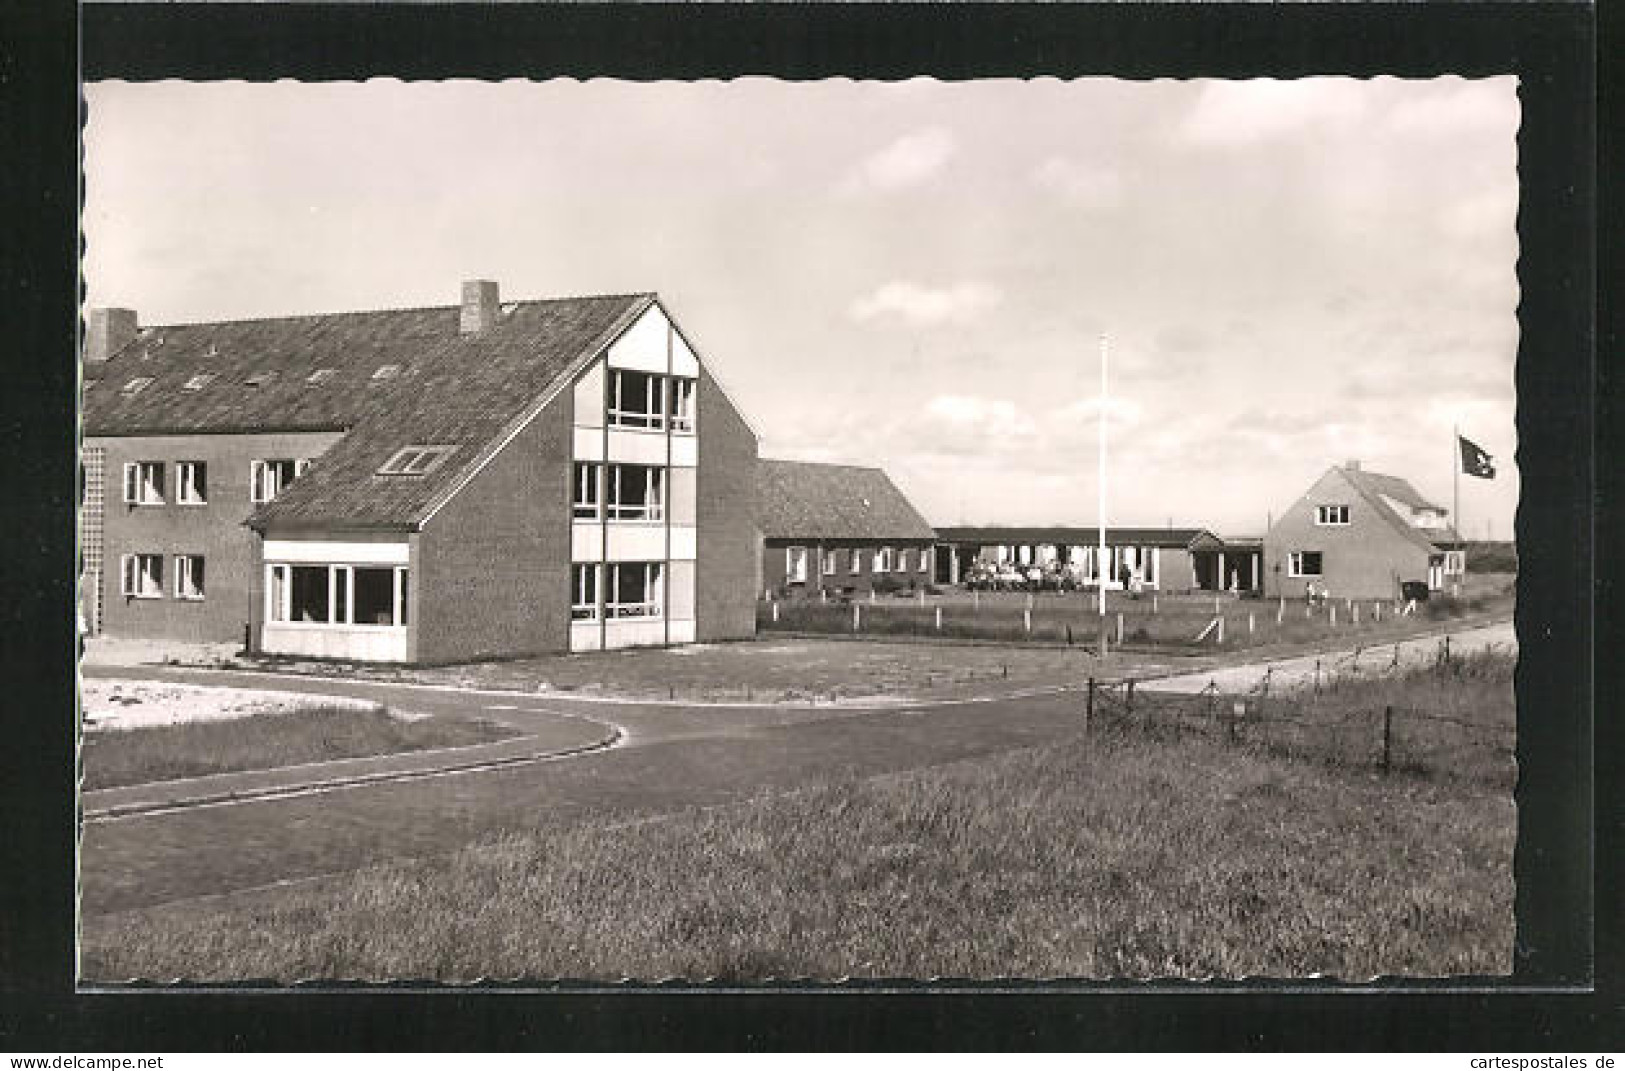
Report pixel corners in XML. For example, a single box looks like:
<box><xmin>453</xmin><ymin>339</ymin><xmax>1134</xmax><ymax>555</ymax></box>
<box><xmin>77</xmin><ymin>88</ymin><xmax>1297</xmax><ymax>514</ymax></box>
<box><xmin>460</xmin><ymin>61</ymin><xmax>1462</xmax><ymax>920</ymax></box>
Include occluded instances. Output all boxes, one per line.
<box><xmin>1382</xmin><ymin>705</ymin><xmax>1393</xmax><ymax>776</ymax></box>
<box><xmin>1116</xmin><ymin>612</ymin><xmax>1124</xmax><ymax>645</ymax></box>
<box><xmin>1248</xmin><ymin>612</ymin><xmax>1255</xmax><ymax>636</ymax></box>
<box><xmin>1085</xmin><ymin>677</ymin><xmax>1095</xmax><ymax>733</ymax></box>
<box><xmin>1443</xmin><ymin>635</ymin><xmax>1452</xmax><ymax>664</ymax></box>
<box><xmin>853</xmin><ymin>603</ymin><xmax>861</xmax><ymax>632</ymax></box>
<box><xmin>771</xmin><ymin>601</ymin><xmax>779</xmax><ymax>623</ymax></box>
<box><xmin>1126</xmin><ymin>678</ymin><xmax>1136</xmax><ymax>715</ymax></box>
<box><xmin>1214</xmin><ymin>595</ymin><xmax>1221</xmax><ymax>616</ymax></box>
<box><xmin>1217</xmin><ymin>616</ymin><xmax>1225</xmax><ymax>644</ymax></box>
<box><xmin>973</xmin><ymin>590</ymin><xmax>980</xmax><ymax>611</ymax></box>
<box><xmin>1153</xmin><ymin>593</ymin><xmax>1159</xmax><ymax>614</ymax></box>
<box><xmin>1392</xmin><ymin>642</ymin><xmax>1401</xmax><ymax>669</ymax></box>
<box><xmin>1330</xmin><ymin>604</ymin><xmax>1337</xmax><ymax>627</ymax></box>
<box><xmin>1374</xmin><ymin>601</ymin><xmax>1381</xmax><ymax>622</ymax></box>
<box><xmin>934</xmin><ymin>605</ymin><xmax>943</xmax><ymax>631</ymax></box>
<box><xmin>870</xmin><ymin>589</ymin><xmax>877</xmax><ymax>606</ymax></box>
<box><xmin>1277</xmin><ymin>600</ymin><xmax>1285</xmax><ymax>625</ymax></box>
<box><xmin>919</xmin><ymin>589</ymin><xmax>926</xmax><ymax>607</ymax></box>
<box><xmin>1314</xmin><ymin>659</ymin><xmax>1322</xmax><ymax>695</ymax></box>
<box><xmin>1353</xmin><ymin>603</ymin><xmax>1360</xmax><ymax>625</ymax></box>
<box><xmin>820</xmin><ymin>588</ymin><xmax>827</xmax><ymax>604</ymax></box>
<box><xmin>1229</xmin><ymin>699</ymin><xmax>1242</xmax><ymax>744</ymax></box>
<box><xmin>1024</xmin><ymin>608</ymin><xmax>1032</xmax><ymax>634</ymax></box>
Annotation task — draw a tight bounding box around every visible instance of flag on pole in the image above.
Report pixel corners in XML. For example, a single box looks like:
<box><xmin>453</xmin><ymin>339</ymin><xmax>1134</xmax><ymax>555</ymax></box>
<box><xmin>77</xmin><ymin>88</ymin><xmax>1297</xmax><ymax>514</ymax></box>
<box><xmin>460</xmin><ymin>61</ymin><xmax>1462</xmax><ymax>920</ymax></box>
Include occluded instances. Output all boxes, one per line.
<box><xmin>1458</xmin><ymin>435</ymin><xmax>1496</xmax><ymax>479</ymax></box>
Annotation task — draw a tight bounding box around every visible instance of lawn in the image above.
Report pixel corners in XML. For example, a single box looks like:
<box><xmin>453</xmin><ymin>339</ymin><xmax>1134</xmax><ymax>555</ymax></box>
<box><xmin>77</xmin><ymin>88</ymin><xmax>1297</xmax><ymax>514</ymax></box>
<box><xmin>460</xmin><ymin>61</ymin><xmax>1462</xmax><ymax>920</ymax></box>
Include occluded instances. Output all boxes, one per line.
<box><xmin>82</xmin><ymin>705</ymin><xmax>518</xmax><ymax>791</ymax></box>
<box><xmin>81</xmin><ymin>655</ymin><xmax>1513</xmax><ymax>981</ymax></box>
<box><xmin>761</xmin><ymin>573</ymin><xmax>1515</xmax><ymax>655</ymax></box>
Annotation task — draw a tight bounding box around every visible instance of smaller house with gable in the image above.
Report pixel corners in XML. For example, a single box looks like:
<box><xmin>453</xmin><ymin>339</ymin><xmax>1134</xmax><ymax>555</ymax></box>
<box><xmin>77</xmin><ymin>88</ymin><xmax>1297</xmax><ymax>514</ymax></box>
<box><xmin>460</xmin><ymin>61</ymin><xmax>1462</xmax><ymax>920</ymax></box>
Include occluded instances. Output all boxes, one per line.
<box><xmin>1263</xmin><ymin>460</ymin><xmax>1464</xmax><ymax>601</ymax></box>
<box><xmin>757</xmin><ymin>459</ymin><xmax>936</xmax><ymax>599</ymax></box>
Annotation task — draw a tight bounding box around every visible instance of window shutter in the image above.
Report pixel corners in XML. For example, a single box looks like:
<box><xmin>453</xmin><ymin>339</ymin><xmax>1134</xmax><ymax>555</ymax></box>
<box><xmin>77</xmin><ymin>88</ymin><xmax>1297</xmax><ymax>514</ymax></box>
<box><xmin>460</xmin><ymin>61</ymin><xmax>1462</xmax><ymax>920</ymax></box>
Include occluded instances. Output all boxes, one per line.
<box><xmin>122</xmin><ymin>463</ymin><xmax>137</xmax><ymax>504</ymax></box>
<box><xmin>121</xmin><ymin>554</ymin><xmax>135</xmax><ymax>596</ymax></box>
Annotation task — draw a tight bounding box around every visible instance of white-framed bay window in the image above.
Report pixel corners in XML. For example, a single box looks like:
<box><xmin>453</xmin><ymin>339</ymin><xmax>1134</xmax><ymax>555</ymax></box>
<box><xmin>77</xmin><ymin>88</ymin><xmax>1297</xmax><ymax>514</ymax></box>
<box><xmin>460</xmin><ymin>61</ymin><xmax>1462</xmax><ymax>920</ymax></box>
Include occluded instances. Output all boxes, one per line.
<box><xmin>607</xmin><ymin>561</ymin><xmax>663</xmax><ymax>619</ymax></box>
<box><xmin>266</xmin><ymin>563</ymin><xmax>409</xmax><ymax>626</ymax></box>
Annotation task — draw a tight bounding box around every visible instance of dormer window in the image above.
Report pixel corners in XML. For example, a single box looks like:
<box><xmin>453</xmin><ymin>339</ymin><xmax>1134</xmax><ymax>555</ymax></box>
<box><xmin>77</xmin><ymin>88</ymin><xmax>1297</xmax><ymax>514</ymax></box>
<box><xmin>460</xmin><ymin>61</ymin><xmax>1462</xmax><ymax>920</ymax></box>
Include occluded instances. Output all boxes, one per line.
<box><xmin>245</xmin><ymin>370</ymin><xmax>278</xmax><ymax>388</ymax></box>
<box><xmin>377</xmin><ymin>445</ymin><xmax>457</xmax><ymax>476</ymax></box>
<box><xmin>121</xmin><ymin>377</ymin><xmax>154</xmax><ymax>396</ymax></box>
<box><xmin>372</xmin><ymin>364</ymin><xmax>402</xmax><ymax>381</ymax></box>
<box><xmin>306</xmin><ymin>368</ymin><xmax>337</xmax><ymax>386</ymax></box>
<box><xmin>1315</xmin><ymin>504</ymin><xmax>1350</xmax><ymax>526</ymax></box>
<box><xmin>182</xmin><ymin>372</ymin><xmax>217</xmax><ymax>392</ymax></box>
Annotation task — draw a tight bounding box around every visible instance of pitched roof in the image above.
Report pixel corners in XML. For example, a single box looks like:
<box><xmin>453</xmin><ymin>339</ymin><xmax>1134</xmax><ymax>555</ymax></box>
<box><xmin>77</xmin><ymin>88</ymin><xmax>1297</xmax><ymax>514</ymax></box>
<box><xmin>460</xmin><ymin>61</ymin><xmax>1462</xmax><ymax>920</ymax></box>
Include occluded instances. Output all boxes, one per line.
<box><xmin>1335</xmin><ymin>465</ymin><xmax>1455</xmax><ymax>553</ymax></box>
<box><xmin>935</xmin><ymin>525</ymin><xmax>1220</xmax><ymax>550</ymax></box>
<box><xmin>757</xmin><ymin>460</ymin><xmax>935</xmax><ymax>542</ymax></box>
<box><xmin>84</xmin><ymin>293</ymin><xmax>655</xmax><ymax>530</ymax></box>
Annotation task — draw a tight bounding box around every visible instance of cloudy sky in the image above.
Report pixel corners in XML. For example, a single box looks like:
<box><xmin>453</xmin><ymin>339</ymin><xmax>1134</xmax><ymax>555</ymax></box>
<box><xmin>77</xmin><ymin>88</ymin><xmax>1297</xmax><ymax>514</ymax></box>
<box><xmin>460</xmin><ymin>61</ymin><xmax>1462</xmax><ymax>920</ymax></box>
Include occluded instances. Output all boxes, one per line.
<box><xmin>83</xmin><ymin>77</ymin><xmax>1520</xmax><ymax>538</ymax></box>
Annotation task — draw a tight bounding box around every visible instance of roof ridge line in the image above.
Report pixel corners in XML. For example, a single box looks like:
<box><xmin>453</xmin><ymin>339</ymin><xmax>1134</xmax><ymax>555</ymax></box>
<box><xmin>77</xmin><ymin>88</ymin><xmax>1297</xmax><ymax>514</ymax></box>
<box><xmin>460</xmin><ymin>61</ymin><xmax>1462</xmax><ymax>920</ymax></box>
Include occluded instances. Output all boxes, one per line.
<box><xmin>139</xmin><ymin>291</ymin><xmax>662</xmax><ymax>331</ymax></box>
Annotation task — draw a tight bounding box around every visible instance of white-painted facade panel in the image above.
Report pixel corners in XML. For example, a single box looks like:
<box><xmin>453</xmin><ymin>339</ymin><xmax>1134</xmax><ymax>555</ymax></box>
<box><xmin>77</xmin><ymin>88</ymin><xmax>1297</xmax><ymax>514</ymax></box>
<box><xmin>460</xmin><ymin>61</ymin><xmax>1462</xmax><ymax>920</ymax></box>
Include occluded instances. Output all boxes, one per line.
<box><xmin>572</xmin><ymin>522</ymin><xmax>603</xmax><ymax>562</ymax></box>
<box><xmin>603</xmin><ymin>523</ymin><xmax>667</xmax><ymax>561</ymax></box>
<box><xmin>573</xmin><ymin>362</ymin><xmax>604</xmax><ymax>428</ymax></box>
<box><xmin>572</xmin><ymin>427</ymin><xmax>605</xmax><ymax>462</ymax></box>
<box><xmin>261</xmin><ymin>623</ymin><xmax>408</xmax><ymax>661</ymax></box>
<box><xmin>669</xmin><ymin>467</ymin><xmax>697</xmax><ymax>525</ymax></box>
<box><xmin>670</xmin><ymin>328</ymin><xmax>699</xmax><ymax>378</ymax></box>
<box><xmin>602</xmin><ymin>618</ymin><xmax>668</xmax><ymax>649</ymax></box>
<box><xmin>263</xmin><ymin>539</ymin><xmax>410</xmax><ymax>565</ymax></box>
<box><xmin>669</xmin><ymin>435</ymin><xmax>698</xmax><ymax>468</ymax></box>
<box><xmin>569</xmin><ymin>622</ymin><xmax>603</xmax><ymax>652</ymax></box>
<box><xmin>669</xmin><ymin>525</ymin><xmax>697</xmax><ymax>561</ymax></box>
<box><xmin>668</xmin><ymin>560</ymin><xmax>696</xmax><ymax>620</ymax></box>
<box><xmin>667</xmin><ymin>619</ymin><xmax>696</xmax><ymax>645</ymax></box>
<box><xmin>605</xmin><ymin>429</ymin><xmax>669</xmax><ymax>465</ymax></box>
<box><xmin>606</xmin><ymin>304</ymin><xmax>670</xmax><ymax>373</ymax></box>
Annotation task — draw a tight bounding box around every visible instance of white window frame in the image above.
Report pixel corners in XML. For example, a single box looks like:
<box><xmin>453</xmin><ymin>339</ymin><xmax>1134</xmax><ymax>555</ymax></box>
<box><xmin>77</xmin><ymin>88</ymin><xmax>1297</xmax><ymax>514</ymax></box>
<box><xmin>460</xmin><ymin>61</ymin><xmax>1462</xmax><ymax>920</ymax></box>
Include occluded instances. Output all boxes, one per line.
<box><xmin>606</xmin><ymin>561</ymin><xmax>663</xmax><ymax>619</ymax></box>
<box><xmin>176</xmin><ymin>461</ymin><xmax>207</xmax><ymax>505</ymax></box>
<box><xmin>874</xmin><ymin>547</ymin><xmax>894</xmax><ymax>573</ymax></box>
<box><xmin>265</xmin><ymin>562</ymin><xmax>409</xmax><ymax>627</ymax></box>
<box><xmin>607</xmin><ymin>464</ymin><xmax>665</xmax><ymax>522</ymax></box>
<box><xmin>608</xmin><ymin>369</ymin><xmax>668</xmax><ymax>431</ymax></box>
<box><xmin>120</xmin><ymin>553</ymin><xmax>164</xmax><ymax>598</ymax></box>
<box><xmin>122</xmin><ymin>461</ymin><xmax>165</xmax><ymax>506</ymax></box>
<box><xmin>1287</xmin><ymin>551</ymin><xmax>1324</xmax><ymax>578</ymax></box>
<box><xmin>821</xmin><ymin>549</ymin><xmax>838</xmax><ymax>576</ymax></box>
<box><xmin>573</xmin><ymin>462</ymin><xmax>603</xmax><ymax>520</ymax></box>
<box><xmin>668</xmin><ymin>376</ymin><xmax>698</xmax><ymax>434</ymax></box>
<box><xmin>1315</xmin><ymin>504</ymin><xmax>1351</xmax><ymax>526</ymax></box>
<box><xmin>1444</xmin><ymin>550</ymin><xmax>1466</xmax><ymax>575</ymax></box>
<box><xmin>174</xmin><ymin>554</ymin><xmax>205</xmax><ymax>600</ymax></box>
<box><xmin>850</xmin><ymin>549</ymin><xmax>863</xmax><ymax>575</ymax></box>
<box><xmin>786</xmin><ymin>546</ymin><xmax>809</xmax><ymax>584</ymax></box>
<box><xmin>918</xmin><ymin>548</ymin><xmax>930</xmax><ymax>573</ymax></box>
<box><xmin>251</xmin><ymin>458</ymin><xmax>300</xmax><ymax>504</ymax></box>
<box><xmin>572</xmin><ymin>563</ymin><xmax>600</xmax><ymax>620</ymax></box>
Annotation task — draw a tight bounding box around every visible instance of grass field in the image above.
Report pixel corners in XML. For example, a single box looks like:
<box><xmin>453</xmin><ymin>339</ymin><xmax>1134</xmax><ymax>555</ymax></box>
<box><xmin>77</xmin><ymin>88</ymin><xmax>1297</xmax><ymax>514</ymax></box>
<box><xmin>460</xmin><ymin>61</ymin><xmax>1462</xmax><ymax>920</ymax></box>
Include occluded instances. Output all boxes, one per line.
<box><xmin>81</xmin><ymin>655</ymin><xmax>1513</xmax><ymax>981</ymax></box>
<box><xmin>761</xmin><ymin>573</ymin><xmax>1515</xmax><ymax>654</ymax></box>
<box><xmin>82</xmin><ymin>706</ymin><xmax>518</xmax><ymax>791</ymax></box>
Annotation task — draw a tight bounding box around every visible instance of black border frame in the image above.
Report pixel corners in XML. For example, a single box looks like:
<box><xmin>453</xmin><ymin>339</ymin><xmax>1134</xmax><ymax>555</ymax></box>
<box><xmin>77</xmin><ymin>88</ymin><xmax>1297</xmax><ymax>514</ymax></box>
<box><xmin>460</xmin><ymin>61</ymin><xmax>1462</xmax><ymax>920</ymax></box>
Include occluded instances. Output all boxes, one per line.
<box><xmin>1</xmin><ymin>0</ymin><xmax>1606</xmax><ymax>1051</ymax></box>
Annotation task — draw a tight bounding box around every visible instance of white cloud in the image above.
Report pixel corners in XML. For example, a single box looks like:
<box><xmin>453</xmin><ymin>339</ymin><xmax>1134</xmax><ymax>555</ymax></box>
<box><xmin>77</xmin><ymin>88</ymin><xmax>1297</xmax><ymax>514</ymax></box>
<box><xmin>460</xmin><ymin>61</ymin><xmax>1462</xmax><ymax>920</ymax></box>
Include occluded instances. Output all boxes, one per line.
<box><xmin>923</xmin><ymin>395</ymin><xmax>1035</xmax><ymax>438</ymax></box>
<box><xmin>840</xmin><ymin>127</ymin><xmax>956</xmax><ymax>192</ymax></box>
<box><xmin>1051</xmin><ymin>396</ymin><xmax>1144</xmax><ymax>428</ymax></box>
<box><xmin>850</xmin><ymin>281</ymin><xmax>1001</xmax><ymax>325</ymax></box>
<box><xmin>1032</xmin><ymin>157</ymin><xmax>1123</xmax><ymax>208</ymax></box>
<box><xmin>1178</xmin><ymin>79</ymin><xmax>1367</xmax><ymax>145</ymax></box>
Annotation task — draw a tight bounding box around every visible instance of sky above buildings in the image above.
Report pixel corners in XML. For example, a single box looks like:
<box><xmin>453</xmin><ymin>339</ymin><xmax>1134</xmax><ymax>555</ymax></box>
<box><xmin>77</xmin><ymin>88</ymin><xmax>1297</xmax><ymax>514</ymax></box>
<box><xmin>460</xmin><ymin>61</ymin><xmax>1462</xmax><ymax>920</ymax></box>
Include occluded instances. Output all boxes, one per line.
<box><xmin>82</xmin><ymin>77</ymin><xmax>1521</xmax><ymax>538</ymax></box>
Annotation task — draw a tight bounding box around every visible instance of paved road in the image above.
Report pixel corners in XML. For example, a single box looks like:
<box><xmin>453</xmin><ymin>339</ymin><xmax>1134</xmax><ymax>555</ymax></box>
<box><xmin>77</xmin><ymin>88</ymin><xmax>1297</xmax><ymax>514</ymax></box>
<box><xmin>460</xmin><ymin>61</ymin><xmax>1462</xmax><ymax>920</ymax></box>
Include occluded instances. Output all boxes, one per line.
<box><xmin>1134</xmin><ymin>620</ymin><xmax>1516</xmax><ymax>694</ymax></box>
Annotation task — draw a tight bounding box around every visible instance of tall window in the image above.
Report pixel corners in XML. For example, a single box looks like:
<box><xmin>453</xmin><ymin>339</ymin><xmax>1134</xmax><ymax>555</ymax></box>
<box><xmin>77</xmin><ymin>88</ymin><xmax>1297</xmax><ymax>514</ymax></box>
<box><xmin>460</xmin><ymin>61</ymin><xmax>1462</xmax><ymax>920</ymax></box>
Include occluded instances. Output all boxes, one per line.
<box><xmin>607</xmin><ymin>464</ymin><xmax>665</xmax><ymax>521</ymax></box>
<box><xmin>174</xmin><ymin>555</ymin><xmax>205</xmax><ymax>600</ymax></box>
<box><xmin>122</xmin><ymin>461</ymin><xmax>165</xmax><ymax>505</ymax></box>
<box><xmin>1288</xmin><ymin>551</ymin><xmax>1324</xmax><ymax>577</ymax></box>
<box><xmin>874</xmin><ymin>547</ymin><xmax>894</xmax><ymax>573</ymax></box>
<box><xmin>572</xmin><ymin>564</ymin><xmax>600</xmax><ymax>620</ymax></box>
<box><xmin>573</xmin><ymin>462</ymin><xmax>602</xmax><ymax>519</ymax></box>
<box><xmin>786</xmin><ymin>546</ymin><xmax>809</xmax><ymax>584</ymax></box>
<box><xmin>850</xmin><ymin>549</ymin><xmax>863</xmax><ymax>575</ymax></box>
<box><xmin>1315</xmin><ymin>504</ymin><xmax>1350</xmax><ymax>526</ymax></box>
<box><xmin>252</xmin><ymin>458</ymin><xmax>306</xmax><ymax>504</ymax></box>
<box><xmin>176</xmin><ymin>461</ymin><xmax>207</xmax><ymax>505</ymax></box>
<box><xmin>267</xmin><ymin>563</ymin><xmax>409</xmax><ymax>626</ymax></box>
<box><xmin>918</xmin><ymin>548</ymin><xmax>930</xmax><ymax>573</ymax></box>
<box><xmin>609</xmin><ymin>369</ymin><xmax>666</xmax><ymax>430</ymax></box>
<box><xmin>669</xmin><ymin>377</ymin><xmax>698</xmax><ymax>433</ymax></box>
<box><xmin>120</xmin><ymin>554</ymin><xmax>163</xmax><ymax>598</ymax></box>
<box><xmin>821</xmin><ymin>549</ymin><xmax>838</xmax><ymax>576</ymax></box>
<box><xmin>607</xmin><ymin>562</ymin><xmax>663</xmax><ymax>618</ymax></box>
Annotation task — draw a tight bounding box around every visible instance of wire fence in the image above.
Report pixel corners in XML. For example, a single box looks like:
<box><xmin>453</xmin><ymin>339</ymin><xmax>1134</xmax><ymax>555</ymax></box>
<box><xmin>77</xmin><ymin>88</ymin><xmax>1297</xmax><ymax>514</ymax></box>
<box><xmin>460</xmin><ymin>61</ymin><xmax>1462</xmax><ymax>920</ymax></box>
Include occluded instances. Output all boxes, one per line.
<box><xmin>1081</xmin><ymin>639</ymin><xmax>1515</xmax><ymax>786</ymax></box>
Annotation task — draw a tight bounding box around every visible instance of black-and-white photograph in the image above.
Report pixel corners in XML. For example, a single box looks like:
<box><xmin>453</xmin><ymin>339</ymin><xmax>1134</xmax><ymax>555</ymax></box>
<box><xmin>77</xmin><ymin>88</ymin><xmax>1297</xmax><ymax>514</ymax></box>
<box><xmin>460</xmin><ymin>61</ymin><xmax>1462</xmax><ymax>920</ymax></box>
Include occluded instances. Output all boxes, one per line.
<box><xmin>78</xmin><ymin>74</ymin><xmax>1524</xmax><ymax>984</ymax></box>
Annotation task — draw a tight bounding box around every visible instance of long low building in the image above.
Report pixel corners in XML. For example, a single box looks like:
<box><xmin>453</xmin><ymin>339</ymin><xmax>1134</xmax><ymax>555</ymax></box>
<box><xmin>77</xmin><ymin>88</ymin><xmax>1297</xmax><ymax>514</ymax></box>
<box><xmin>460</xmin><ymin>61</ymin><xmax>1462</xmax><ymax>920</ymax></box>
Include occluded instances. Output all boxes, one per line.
<box><xmin>932</xmin><ymin>526</ymin><xmax>1263</xmax><ymax>593</ymax></box>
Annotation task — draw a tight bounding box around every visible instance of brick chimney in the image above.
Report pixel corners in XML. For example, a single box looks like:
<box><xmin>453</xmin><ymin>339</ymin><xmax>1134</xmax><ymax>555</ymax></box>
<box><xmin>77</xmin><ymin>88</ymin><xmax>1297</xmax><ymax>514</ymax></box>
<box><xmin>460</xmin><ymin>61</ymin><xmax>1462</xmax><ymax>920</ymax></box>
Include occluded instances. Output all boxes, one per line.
<box><xmin>85</xmin><ymin>308</ymin><xmax>138</xmax><ymax>363</ymax></box>
<box><xmin>459</xmin><ymin>279</ymin><xmax>499</xmax><ymax>335</ymax></box>
<box><xmin>1344</xmin><ymin>459</ymin><xmax>1362</xmax><ymax>471</ymax></box>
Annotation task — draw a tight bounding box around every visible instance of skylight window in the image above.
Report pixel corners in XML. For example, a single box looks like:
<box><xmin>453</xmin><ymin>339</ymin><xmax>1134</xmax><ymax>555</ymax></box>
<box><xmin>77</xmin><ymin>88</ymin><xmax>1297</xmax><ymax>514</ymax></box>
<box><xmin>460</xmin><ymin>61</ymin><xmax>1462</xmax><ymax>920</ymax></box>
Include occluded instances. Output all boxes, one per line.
<box><xmin>306</xmin><ymin>368</ymin><xmax>337</xmax><ymax>386</ymax></box>
<box><xmin>371</xmin><ymin>364</ymin><xmax>402</xmax><ymax>381</ymax></box>
<box><xmin>182</xmin><ymin>372</ymin><xmax>217</xmax><ymax>391</ymax></box>
<box><xmin>121</xmin><ymin>377</ymin><xmax>154</xmax><ymax>396</ymax></box>
<box><xmin>500</xmin><ymin>302</ymin><xmax>519</xmax><ymax>316</ymax></box>
<box><xmin>245</xmin><ymin>370</ymin><xmax>278</xmax><ymax>388</ymax></box>
<box><xmin>377</xmin><ymin>445</ymin><xmax>457</xmax><ymax>476</ymax></box>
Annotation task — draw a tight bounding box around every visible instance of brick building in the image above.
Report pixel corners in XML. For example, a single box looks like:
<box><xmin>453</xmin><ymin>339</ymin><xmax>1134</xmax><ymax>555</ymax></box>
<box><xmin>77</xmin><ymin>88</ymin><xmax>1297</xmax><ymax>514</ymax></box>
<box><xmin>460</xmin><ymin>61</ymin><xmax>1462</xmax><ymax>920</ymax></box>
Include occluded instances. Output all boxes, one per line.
<box><xmin>757</xmin><ymin>460</ymin><xmax>935</xmax><ymax>599</ymax></box>
<box><xmin>81</xmin><ymin>282</ymin><xmax>759</xmax><ymax>662</ymax></box>
<box><xmin>1262</xmin><ymin>461</ymin><xmax>1464</xmax><ymax>601</ymax></box>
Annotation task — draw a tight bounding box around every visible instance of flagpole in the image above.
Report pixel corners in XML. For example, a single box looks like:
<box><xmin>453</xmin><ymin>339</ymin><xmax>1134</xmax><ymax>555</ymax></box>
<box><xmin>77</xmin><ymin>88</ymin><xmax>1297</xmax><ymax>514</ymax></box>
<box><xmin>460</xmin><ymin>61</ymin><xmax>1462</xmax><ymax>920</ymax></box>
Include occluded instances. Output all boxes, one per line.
<box><xmin>1452</xmin><ymin>422</ymin><xmax>1460</xmax><ymax>550</ymax></box>
<box><xmin>1098</xmin><ymin>332</ymin><xmax>1108</xmax><ymax>627</ymax></box>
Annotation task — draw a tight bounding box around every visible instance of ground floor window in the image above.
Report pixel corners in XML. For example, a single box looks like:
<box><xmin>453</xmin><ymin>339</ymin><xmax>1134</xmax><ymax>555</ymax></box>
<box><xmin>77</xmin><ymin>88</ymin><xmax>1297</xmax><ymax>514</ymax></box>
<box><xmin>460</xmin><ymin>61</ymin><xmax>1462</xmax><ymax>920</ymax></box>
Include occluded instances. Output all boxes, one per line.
<box><xmin>1444</xmin><ymin>550</ymin><xmax>1466</xmax><ymax>575</ymax></box>
<box><xmin>850</xmin><ymin>549</ymin><xmax>863</xmax><ymax>575</ymax></box>
<box><xmin>267</xmin><ymin>563</ymin><xmax>409</xmax><ymax>625</ymax></box>
<box><xmin>1287</xmin><ymin>551</ymin><xmax>1324</xmax><ymax>578</ymax></box>
<box><xmin>821</xmin><ymin>549</ymin><xmax>837</xmax><ymax>576</ymax></box>
<box><xmin>607</xmin><ymin>561</ymin><xmax>663</xmax><ymax>618</ymax></box>
<box><xmin>572</xmin><ymin>563</ymin><xmax>599</xmax><ymax>620</ymax></box>
<box><xmin>120</xmin><ymin>553</ymin><xmax>163</xmax><ymax>598</ymax></box>
<box><xmin>786</xmin><ymin>546</ymin><xmax>809</xmax><ymax>583</ymax></box>
<box><xmin>918</xmin><ymin>548</ymin><xmax>930</xmax><ymax>573</ymax></box>
<box><xmin>873</xmin><ymin>547</ymin><xmax>894</xmax><ymax>573</ymax></box>
<box><xmin>174</xmin><ymin>555</ymin><xmax>205</xmax><ymax>600</ymax></box>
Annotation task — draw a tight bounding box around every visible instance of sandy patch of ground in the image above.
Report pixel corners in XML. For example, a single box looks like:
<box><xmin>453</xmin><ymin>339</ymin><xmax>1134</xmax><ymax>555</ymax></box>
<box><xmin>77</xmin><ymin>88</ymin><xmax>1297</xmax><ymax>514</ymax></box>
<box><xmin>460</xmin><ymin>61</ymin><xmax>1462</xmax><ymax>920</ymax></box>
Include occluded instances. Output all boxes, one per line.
<box><xmin>82</xmin><ymin>679</ymin><xmax>382</xmax><ymax>732</ymax></box>
<box><xmin>83</xmin><ymin>636</ymin><xmax>243</xmax><ymax>669</ymax></box>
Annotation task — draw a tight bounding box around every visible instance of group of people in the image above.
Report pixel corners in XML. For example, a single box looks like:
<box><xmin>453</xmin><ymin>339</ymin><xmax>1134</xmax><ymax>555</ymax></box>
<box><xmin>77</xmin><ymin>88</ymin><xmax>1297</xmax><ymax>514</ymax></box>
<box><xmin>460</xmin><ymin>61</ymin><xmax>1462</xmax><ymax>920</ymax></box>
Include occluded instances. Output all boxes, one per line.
<box><xmin>961</xmin><ymin>557</ymin><xmax>1148</xmax><ymax>595</ymax></box>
